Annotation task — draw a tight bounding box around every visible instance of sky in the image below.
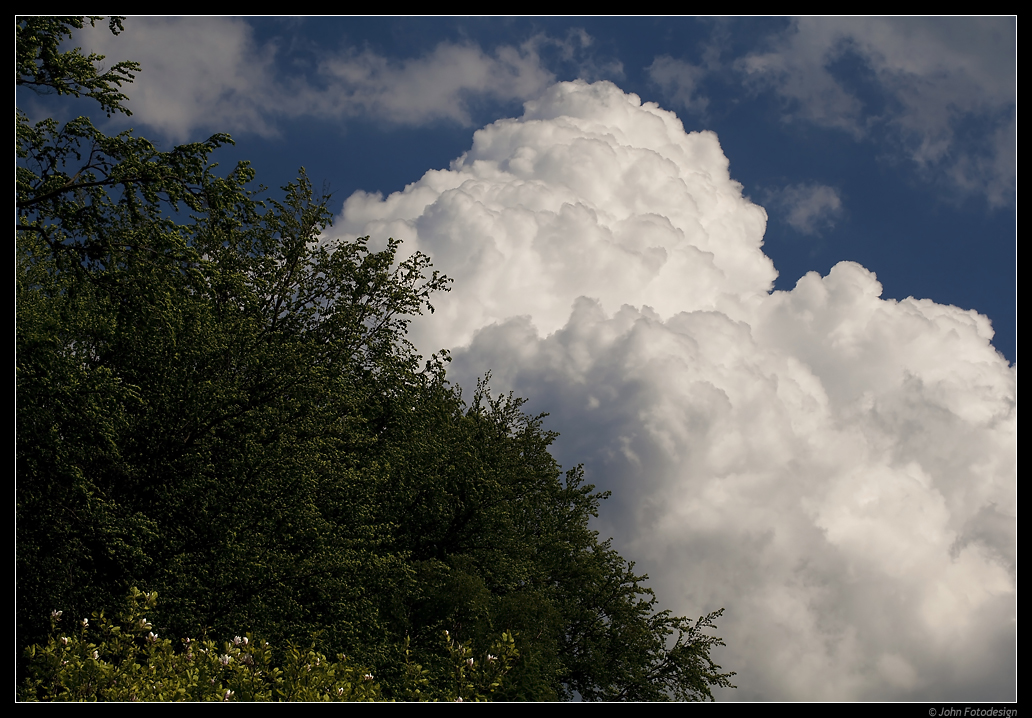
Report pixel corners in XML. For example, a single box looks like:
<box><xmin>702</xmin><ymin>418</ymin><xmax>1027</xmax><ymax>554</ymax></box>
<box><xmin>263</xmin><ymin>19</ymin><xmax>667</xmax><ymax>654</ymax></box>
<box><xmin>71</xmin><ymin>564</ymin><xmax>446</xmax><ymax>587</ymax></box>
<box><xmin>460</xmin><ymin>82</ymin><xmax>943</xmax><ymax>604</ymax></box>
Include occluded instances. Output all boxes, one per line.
<box><xmin>33</xmin><ymin>17</ymin><xmax>1016</xmax><ymax>701</ymax></box>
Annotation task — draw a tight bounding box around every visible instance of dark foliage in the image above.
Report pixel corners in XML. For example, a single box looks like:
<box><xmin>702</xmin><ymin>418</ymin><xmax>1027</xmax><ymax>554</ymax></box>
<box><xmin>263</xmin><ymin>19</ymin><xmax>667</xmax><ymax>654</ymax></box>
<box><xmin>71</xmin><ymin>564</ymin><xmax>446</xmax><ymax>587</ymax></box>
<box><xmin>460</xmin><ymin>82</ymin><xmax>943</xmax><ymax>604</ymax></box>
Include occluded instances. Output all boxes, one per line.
<box><xmin>17</xmin><ymin>17</ymin><xmax>734</xmax><ymax>700</ymax></box>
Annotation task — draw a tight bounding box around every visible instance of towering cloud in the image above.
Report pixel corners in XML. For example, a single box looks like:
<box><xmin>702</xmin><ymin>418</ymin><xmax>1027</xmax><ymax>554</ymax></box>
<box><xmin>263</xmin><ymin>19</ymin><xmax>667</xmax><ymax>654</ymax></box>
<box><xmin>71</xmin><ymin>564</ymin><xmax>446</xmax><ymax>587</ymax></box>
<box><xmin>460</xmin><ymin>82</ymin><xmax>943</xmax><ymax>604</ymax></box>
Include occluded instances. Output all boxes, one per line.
<box><xmin>337</xmin><ymin>80</ymin><xmax>1015</xmax><ymax>700</ymax></box>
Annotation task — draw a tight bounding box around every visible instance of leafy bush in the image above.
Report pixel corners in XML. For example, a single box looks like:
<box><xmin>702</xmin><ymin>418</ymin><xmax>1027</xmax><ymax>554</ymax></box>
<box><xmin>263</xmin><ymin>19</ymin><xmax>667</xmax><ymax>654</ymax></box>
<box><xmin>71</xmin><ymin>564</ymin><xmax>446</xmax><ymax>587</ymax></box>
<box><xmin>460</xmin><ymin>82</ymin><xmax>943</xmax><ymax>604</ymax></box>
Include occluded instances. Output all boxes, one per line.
<box><xmin>21</xmin><ymin>587</ymin><xmax>519</xmax><ymax>701</ymax></box>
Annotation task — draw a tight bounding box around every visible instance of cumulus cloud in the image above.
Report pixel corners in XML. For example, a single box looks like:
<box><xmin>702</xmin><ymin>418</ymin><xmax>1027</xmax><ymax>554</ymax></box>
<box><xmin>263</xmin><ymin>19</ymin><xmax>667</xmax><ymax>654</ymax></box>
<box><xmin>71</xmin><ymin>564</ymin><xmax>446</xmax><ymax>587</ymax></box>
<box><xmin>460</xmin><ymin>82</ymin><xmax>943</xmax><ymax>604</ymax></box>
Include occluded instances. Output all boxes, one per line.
<box><xmin>336</xmin><ymin>80</ymin><xmax>1015</xmax><ymax>700</ymax></box>
<box><xmin>73</xmin><ymin>18</ymin><xmax>560</xmax><ymax>141</ymax></box>
<box><xmin>339</xmin><ymin>80</ymin><xmax>775</xmax><ymax>352</ymax></box>
<box><xmin>766</xmin><ymin>182</ymin><xmax>844</xmax><ymax>235</ymax></box>
<box><xmin>736</xmin><ymin>17</ymin><xmax>1016</xmax><ymax>206</ymax></box>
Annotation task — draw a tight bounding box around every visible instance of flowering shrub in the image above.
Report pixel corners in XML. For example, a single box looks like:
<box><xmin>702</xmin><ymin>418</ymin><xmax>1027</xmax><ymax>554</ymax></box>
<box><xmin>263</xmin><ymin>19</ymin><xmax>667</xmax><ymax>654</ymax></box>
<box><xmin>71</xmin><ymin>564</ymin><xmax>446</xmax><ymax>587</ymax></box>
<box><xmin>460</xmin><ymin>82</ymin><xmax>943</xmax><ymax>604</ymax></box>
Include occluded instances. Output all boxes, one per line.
<box><xmin>401</xmin><ymin>629</ymin><xmax>519</xmax><ymax>702</ymax></box>
<box><xmin>20</xmin><ymin>588</ymin><xmax>517</xmax><ymax>702</ymax></box>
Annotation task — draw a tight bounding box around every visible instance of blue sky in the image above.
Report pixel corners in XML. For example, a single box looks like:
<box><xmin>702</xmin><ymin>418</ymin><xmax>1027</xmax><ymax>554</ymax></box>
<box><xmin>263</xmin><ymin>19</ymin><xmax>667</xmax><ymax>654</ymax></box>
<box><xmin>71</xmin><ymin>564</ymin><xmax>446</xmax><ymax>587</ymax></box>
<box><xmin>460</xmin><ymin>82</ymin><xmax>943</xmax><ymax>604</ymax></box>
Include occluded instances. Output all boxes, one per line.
<box><xmin>32</xmin><ymin>17</ymin><xmax>1016</xmax><ymax>701</ymax></box>
<box><xmin>50</xmin><ymin>16</ymin><xmax>1015</xmax><ymax>362</ymax></box>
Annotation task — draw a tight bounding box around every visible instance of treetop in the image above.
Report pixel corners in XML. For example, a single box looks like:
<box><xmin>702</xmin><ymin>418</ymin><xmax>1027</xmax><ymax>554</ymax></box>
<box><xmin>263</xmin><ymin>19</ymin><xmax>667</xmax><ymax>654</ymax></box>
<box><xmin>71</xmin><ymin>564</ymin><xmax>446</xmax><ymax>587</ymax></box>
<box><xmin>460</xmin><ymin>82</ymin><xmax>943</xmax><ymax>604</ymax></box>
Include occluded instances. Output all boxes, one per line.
<box><xmin>16</xmin><ymin>16</ymin><xmax>139</xmax><ymax>117</ymax></box>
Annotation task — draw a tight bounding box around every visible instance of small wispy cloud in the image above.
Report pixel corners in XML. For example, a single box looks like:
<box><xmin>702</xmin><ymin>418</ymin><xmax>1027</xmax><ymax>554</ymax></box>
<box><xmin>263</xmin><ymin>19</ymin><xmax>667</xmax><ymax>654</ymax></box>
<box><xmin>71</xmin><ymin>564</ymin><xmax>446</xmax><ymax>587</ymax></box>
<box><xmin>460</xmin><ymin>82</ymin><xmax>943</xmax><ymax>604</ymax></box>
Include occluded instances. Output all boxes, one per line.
<box><xmin>647</xmin><ymin>55</ymin><xmax>709</xmax><ymax>113</ymax></box>
<box><xmin>765</xmin><ymin>182</ymin><xmax>844</xmax><ymax>236</ymax></box>
<box><xmin>314</xmin><ymin>39</ymin><xmax>555</xmax><ymax>126</ymax></box>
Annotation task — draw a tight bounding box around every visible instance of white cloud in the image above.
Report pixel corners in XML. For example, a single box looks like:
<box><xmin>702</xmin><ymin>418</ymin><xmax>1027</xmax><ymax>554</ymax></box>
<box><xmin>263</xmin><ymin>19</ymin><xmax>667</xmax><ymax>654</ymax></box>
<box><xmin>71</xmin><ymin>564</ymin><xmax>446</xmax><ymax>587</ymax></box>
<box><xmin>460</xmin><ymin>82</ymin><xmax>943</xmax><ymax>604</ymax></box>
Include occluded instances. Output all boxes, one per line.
<box><xmin>339</xmin><ymin>80</ymin><xmax>776</xmax><ymax>352</ymax></box>
<box><xmin>74</xmin><ymin>18</ymin><xmax>560</xmax><ymax>140</ymax></box>
<box><xmin>767</xmin><ymin>182</ymin><xmax>844</xmax><ymax>235</ymax></box>
<box><xmin>76</xmin><ymin>17</ymin><xmax>282</xmax><ymax>142</ymax></box>
<box><xmin>736</xmin><ymin>17</ymin><xmax>1016</xmax><ymax>206</ymax></box>
<box><xmin>314</xmin><ymin>39</ymin><xmax>555</xmax><ymax>126</ymax></box>
<box><xmin>336</xmin><ymin>80</ymin><xmax>1016</xmax><ymax>700</ymax></box>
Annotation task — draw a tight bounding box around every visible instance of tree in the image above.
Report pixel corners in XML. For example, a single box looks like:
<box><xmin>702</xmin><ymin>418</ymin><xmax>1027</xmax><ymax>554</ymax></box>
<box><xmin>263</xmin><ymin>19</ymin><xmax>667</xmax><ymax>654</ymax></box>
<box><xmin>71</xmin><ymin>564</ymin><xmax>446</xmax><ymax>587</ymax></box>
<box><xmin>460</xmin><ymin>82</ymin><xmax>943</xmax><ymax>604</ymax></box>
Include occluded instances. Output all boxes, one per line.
<box><xmin>17</xmin><ymin>17</ymin><xmax>734</xmax><ymax>700</ymax></box>
<box><xmin>18</xmin><ymin>14</ymin><xmax>442</xmax><ymax>664</ymax></box>
<box><xmin>17</xmin><ymin>16</ymin><xmax>139</xmax><ymax>116</ymax></box>
<box><xmin>365</xmin><ymin>379</ymin><xmax>735</xmax><ymax>700</ymax></box>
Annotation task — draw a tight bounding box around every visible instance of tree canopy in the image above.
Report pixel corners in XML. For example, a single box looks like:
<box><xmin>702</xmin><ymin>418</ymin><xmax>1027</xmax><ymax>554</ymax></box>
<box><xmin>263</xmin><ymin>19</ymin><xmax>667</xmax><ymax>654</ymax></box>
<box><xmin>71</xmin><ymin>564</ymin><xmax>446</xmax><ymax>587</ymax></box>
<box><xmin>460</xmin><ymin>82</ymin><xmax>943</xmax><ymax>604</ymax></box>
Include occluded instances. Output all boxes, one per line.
<box><xmin>16</xmin><ymin>16</ymin><xmax>735</xmax><ymax>701</ymax></box>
